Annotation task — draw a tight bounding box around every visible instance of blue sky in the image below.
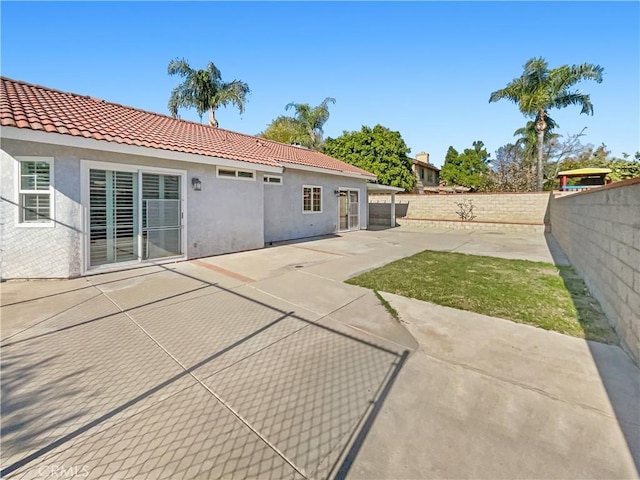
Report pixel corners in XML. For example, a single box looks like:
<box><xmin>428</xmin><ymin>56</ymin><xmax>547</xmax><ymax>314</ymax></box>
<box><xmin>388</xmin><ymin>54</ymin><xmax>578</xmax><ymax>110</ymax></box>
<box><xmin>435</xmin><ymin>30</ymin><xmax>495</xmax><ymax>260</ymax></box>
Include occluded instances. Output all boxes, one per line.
<box><xmin>2</xmin><ymin>1</ymin><xmax>638</xmax><ymax>167</ymax></box>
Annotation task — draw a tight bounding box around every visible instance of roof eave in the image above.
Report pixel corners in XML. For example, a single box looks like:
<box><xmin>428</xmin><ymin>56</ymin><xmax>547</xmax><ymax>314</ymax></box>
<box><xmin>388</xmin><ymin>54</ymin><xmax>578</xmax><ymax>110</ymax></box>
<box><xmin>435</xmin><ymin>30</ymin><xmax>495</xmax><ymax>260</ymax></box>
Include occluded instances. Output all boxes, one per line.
<box><xmin>1</xmin><ymin>126</ymin><xmax>284</xmax><ymax>173</ymax></box>
<box><xmin>280</xmin><ymin>161</ymin><xmax>377</xmax><ymax>180</ymax></box>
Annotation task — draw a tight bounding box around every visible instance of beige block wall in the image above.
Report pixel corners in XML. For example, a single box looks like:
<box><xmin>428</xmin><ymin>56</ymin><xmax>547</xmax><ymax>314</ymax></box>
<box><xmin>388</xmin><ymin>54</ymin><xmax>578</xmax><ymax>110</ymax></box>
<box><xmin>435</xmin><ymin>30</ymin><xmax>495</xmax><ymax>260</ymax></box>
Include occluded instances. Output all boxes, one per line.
<box><xmin>370</xmin><ymin>192</ymin><xmax>551</xmax><ymax>224</ymax></box>
<box><xmin>550</xmin><ymin>179</ymin><xmax>640</xmax><ymax>363</ymax></box>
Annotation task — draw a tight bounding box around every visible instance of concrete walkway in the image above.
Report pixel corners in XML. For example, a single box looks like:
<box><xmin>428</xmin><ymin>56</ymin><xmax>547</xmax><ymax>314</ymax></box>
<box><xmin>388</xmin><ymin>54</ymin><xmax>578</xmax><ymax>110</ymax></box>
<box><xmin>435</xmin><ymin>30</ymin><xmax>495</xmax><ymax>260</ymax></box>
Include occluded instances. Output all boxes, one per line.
<box><xmin>349</xmin><ymin>293</ymin><xmax>640</xmax><ymax>479</ymax></box>
<box><xmin>1</xmin><ymin>228</ymin><xmax>637</xmax><ymax>479</ymax></box>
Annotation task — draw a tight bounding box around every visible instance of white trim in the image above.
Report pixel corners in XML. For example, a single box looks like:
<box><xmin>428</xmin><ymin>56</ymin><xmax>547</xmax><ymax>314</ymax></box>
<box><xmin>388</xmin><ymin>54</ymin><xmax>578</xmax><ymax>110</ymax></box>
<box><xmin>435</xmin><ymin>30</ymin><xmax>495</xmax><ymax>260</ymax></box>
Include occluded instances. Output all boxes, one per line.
<box><xmin>281</xmin><ymin>162</ymin><xmax>376</xmax><ymax>180</ymax></box>
<box><xmin>80</xmin><ymin>159</ymin><xmax>188</xmax><ymax>275</ymax></box>
<box><xmin>302</xmin><ymin>185</ymin><xmax>323</xmax><ymax>214</ymax></box>
<box><xmin>366</xmin><ymin>183</ymin><xmax>404</xmax><ymax>193</ymax></box>
<box><xmin>216</xmin><ymin>166</ymin><xmax>256</xmax><ymax>181</ymax></box>
<box><xmin>263</xmin><ymin>175</ymin><xmax>283</xmax><ymax>185</ymax></box>
<box><xmin>15</xmin><ymin>156</ymin><xmax>55</xmax><ymax>227</ymax></box>
<box><xmin>3</xmin><ymin>126</ymin><xmax>283</xmax><ymax>174</ymax></box>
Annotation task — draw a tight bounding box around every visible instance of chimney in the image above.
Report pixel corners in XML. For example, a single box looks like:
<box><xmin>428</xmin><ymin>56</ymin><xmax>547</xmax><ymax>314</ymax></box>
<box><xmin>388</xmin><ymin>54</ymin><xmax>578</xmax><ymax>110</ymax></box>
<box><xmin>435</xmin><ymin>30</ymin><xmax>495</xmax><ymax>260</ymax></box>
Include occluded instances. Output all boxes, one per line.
<box><xmin>416</xmin><ymin>152</ymin><xmax>430</xmax><ymax>164</ymax></box>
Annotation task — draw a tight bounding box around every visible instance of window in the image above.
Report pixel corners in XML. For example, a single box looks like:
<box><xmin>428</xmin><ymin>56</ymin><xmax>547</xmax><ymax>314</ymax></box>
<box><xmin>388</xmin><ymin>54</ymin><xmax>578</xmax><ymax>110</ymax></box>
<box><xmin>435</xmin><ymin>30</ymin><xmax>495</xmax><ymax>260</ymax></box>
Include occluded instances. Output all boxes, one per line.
<box><xmin>264</xmin><ymin>175</ymin><xmax>282</xmax><ymax>185</ymax></box>
<box><xmin>18</xmin><ymin>157</ymin><xmax>54</xmax><ymax>224</ymax></box>
<box><xmin>216</xmin><ymin>167</ymin><xmax>255</xmax><ymax>180</ymax></box>
<box><xmin>303</xmin><ymin>186</ymin><xmax>322</xmax><ymax>213</ymax></box>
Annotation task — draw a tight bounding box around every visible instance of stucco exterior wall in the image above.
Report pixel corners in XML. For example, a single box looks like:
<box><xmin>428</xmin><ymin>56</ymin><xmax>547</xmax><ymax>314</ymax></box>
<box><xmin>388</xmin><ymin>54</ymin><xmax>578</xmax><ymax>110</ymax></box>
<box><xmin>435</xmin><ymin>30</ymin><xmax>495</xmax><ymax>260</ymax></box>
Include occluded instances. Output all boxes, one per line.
<box><xmin>550</xmin><ymin>180</ymin><xmax>640</xmax><ymax>363</ymax></box>
<box><xmin>264</xmin><ymin>169</ymin><xmax>368</xmax><ymax>244</ymax></box>
<box><xmin>1</xmin><ymin>145</ymin><xmax>83</xmax><ymax>278</ymax></box>
<box><xmin>1</xmin><ymin>139</ymin><xmax>265</xmax><ymax>278</ymax></box>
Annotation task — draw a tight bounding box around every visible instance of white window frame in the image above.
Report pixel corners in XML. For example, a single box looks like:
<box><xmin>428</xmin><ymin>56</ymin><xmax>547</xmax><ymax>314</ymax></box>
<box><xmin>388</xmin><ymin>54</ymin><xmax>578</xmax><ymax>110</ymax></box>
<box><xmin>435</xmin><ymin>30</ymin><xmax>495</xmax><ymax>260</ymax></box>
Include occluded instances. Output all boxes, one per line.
<box><xmin>263</xmin><ymin>175</ymin><xmax>283</xmax><ymax>185</ymax></box>
<box><xmin>216</xmin><ymin>167</ymin><xmax>256</xmax><ymax>181</ymax></box>
<box><xmin>15</xmin><ymin>156</ymin><xmax>55</xmax><ymax>228</ymax></box>
<box><xmin>302</xmin><ymin>185</ymin><xmax>322</xmax><ymax>214</ymax></box>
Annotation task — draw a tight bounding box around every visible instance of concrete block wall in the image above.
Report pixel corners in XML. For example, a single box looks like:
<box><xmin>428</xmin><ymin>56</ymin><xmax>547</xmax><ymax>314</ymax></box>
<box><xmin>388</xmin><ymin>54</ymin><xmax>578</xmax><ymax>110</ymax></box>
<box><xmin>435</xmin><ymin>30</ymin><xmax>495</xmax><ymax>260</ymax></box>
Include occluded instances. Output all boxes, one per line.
<box><xmin>394</xmin><ymin>218</ymin><xmax>547</xmax><ymax>232</ymax></box>
<box><xmin>369</xmin><ymin>192</ymin><xmax>551</xmax><ymax>228</ymax></box>
<box><xmin>550</xmin><ymin>179</ymin><xmax>640</xmax><ymax>363</ymax></box>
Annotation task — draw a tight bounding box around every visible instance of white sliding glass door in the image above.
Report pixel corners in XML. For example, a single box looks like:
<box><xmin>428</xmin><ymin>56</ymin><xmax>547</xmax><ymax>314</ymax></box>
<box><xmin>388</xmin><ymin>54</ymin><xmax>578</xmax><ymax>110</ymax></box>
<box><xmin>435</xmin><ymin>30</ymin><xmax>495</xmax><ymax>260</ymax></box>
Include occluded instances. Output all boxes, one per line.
<box><xmin>87</xmin><ymin>166</ymin><xmax>184</xmax><ymax>269</ymax></box>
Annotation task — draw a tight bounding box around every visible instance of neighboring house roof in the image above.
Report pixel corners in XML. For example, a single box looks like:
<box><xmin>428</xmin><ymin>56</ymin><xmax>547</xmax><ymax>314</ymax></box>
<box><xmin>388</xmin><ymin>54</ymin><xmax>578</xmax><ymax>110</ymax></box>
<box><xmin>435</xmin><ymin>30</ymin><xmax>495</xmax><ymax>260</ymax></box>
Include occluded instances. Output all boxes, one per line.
<box><xmin>0</xmin><ymin>76</ymin><xmax>375</xmax><ymax>178</ymax></box>
<box><xmin>557</xmin><ymin>167</ymin><xmax>611</xmax><ymax>177</ymax></box>
<box><xmin>412</xmin><ymin>158</ymin><xmax>440</xmax><ymax>172</ymax></box>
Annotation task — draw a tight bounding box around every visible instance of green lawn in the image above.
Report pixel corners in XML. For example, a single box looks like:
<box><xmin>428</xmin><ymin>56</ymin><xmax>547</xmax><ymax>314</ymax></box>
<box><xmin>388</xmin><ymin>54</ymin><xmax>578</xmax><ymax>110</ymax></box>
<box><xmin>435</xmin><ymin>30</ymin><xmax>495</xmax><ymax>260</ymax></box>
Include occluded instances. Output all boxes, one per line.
<box><xmin>346</xmin><ymin>250</ymin><xmax>617</xmax><ymax>344</ymax></box>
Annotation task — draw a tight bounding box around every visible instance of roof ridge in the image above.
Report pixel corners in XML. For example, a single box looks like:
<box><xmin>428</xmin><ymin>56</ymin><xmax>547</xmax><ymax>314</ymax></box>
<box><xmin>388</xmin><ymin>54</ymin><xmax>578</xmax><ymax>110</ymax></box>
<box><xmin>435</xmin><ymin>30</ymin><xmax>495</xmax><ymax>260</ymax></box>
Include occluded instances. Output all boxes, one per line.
<box><xmin>1</xmin><ymin>75</ymin><xmax>221</xmax><ymax>131</ymax></box>
<box><xmin>1</xmin><ymin>76</ymin><xmax>376</xmax><ymax>178</ymax></box>
<box><xmin>0</xmin><ymin>76</ymin><xmax>323</xmax><ymax>153</ymax></box>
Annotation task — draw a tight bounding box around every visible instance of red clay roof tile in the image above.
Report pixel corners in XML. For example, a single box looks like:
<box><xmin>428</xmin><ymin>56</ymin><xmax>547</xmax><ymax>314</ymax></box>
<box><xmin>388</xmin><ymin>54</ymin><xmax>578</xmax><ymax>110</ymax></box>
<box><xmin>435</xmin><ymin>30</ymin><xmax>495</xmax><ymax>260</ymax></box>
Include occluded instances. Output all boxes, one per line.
<box><xmin>1</xmin><ymin>77</ymin><xmax>375</xmax><ymax>178</ymax></box>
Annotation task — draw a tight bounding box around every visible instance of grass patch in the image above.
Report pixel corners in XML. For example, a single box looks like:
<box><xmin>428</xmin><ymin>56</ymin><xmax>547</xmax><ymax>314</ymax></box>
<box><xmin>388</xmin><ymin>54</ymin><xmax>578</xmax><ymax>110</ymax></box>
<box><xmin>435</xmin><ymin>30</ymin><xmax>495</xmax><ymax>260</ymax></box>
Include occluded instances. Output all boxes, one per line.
<box><xmin>346</xmin><ymin>250</ymin><xmax>617</xmax><ymax>344</ymax></box>
<box><xmin>373</xmin><ymin>290</ymin><xmax>400</xmax><ymax>321</ymax></box>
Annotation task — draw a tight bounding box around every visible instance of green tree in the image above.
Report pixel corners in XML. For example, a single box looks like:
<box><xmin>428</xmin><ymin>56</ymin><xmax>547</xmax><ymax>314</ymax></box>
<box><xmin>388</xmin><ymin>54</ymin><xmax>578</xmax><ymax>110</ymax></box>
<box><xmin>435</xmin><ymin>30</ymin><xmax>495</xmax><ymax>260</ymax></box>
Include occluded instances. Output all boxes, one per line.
<box><xmin>556</xmin><ymin>144</ymin><xmax>640</xmax><ymax>184</ymax></box>
<box><xmin>323</xmin><ymin>125</ymin><xmax>416</xmax><ymax>191</ymax></box>
<box><xmin>167</xmin><ymin>58</ymin><xmax>250</xmax><ymax>127</ymax></box>
<box><xmin>440</xmin><ymin>141</ymin><xmax>491</xmax><ymax>190</ymax></box>
<box><xmin>260</xmin><ymin>97</ymin><xmax>336</xmax><ymax>150</ymax></box>
<box><xmin>489</xmin><ymin>57</ymin><xmax>604</xmax><ymax>190</ymax></box>
<box><xmin>608</xmin><ymin>157</ymin><xmax>640</xmax><ymax>181</ymax></box>
<box><xmin>259</xmin><ymin>116</ymin><xmax>306</xmax><ymax>145</ymax></box>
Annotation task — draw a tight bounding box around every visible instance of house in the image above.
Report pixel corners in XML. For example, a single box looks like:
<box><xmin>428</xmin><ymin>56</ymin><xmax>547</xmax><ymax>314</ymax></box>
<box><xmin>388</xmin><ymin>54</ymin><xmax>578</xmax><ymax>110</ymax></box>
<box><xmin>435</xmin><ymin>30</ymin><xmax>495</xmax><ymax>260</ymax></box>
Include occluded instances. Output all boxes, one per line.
<box><xmin>411</xmin><ymin>152</ymin><xmax>440</xmax><ymax>194</ymax></box>
<box><xmin>0</xmin><ymin>77</ymin><xmax>377</xmax><ymax>279</ymax></box>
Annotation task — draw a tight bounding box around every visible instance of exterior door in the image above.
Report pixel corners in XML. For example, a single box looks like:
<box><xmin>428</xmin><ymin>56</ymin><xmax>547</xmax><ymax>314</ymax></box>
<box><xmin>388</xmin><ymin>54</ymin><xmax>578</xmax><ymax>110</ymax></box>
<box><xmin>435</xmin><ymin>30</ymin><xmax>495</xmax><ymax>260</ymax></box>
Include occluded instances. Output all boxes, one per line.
<box><xmin>338</xmin><ymin>189</ymin><xmax>359</xmax><ymax>231</ymax></box>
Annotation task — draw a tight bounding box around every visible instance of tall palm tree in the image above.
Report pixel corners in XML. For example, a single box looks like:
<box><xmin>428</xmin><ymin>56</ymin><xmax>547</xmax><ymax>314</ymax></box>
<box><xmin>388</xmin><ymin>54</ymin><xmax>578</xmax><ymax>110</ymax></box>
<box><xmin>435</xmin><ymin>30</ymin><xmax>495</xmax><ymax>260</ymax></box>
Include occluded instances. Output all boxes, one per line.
<box><xmin>489</xmin><ymin>57</ymin><xmax>603</xmax><ymax>190</ymax></box>
<box><xmin>285</xmin><ymin>97</ymin><xmax>336</xmax><ymax>150</ymax></box>
<box><xmin>167</xmin><ymin>58</ymin><xmax>250</xmax><ymax>128</ymax></box>
<box><xmin>513</xmin><ymin>119</ymin><xmax>559</xmax><ymax>164</ymax></box>
<box><xmin>512</xmin><ymin>121</ymin><xmax>559</xmax><ymax>190</ymax></box>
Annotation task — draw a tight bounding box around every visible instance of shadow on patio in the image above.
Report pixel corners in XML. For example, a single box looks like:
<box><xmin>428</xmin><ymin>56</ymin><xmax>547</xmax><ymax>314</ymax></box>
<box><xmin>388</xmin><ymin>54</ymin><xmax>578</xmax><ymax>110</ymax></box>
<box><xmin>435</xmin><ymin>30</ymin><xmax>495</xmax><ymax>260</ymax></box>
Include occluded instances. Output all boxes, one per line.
<box><xmin>1</xmin><ymin>264</ymin><xmax>408</xmax><ymax>479</ymax></box>
<box><xmin>545</xmin><ymin>233</ymin><xmax>640</xmax><ymax>475</ymax></box>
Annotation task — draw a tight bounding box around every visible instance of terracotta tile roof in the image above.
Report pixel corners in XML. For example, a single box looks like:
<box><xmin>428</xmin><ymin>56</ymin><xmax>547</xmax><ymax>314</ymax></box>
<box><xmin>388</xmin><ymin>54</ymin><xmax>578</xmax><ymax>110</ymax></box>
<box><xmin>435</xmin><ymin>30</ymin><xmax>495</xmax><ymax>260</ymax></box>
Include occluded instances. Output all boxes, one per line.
<box><xmin>0</xmin><ymin>76</ymin><xmax>375</xmax><ymax>178</ymax></box>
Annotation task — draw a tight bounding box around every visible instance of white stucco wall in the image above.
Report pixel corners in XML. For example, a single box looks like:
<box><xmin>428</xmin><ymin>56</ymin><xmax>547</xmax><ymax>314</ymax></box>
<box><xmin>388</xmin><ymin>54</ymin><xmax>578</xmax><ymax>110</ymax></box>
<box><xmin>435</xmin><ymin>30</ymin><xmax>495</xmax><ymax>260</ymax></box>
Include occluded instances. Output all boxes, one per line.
<box><xmin>1</xmin><ymin>139</ymin><xmax>265</xmax><ymax>278</ymax></box>
<box><xmin>1</xmin><ymin>144</ymin><xmax>83</xmax><ymax>278</ymax></box>
<box><xmin>1</xmin><ymin>139</ymin><xmax>371</xmax><ymax>279</ymax></box>
<box><xmin>263</xmin><ymin>169</ymin><xmax>368</xmax><ymax>244</ymax></box>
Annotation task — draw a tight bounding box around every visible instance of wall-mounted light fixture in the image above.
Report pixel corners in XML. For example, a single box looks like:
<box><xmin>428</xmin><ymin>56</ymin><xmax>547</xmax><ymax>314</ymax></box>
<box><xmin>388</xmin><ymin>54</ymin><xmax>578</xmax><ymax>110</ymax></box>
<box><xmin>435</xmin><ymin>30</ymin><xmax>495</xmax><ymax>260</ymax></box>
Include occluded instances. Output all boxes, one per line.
<box><xmin>334</xmin><ymin>189</ymin><xmax>345</xmax><ymax>197</ymax></box>
<box><xmin>191</xmin><ymin>177</ymin><xmax>202</xmax><ymax>191</ymax></box>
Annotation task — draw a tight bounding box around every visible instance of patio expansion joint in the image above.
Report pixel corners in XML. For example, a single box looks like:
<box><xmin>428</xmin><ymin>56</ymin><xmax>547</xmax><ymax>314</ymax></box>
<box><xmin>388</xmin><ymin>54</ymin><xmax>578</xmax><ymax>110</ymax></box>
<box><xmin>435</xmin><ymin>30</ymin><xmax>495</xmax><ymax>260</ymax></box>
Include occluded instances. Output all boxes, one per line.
<box><xmin>190</xmin><ymin>259</ymin><xmax>256</xmax><ymax>283</ymax></box>
<box><xmin>286</xmin><ymin>244</ymin><xmax>346</xmax><ymax>257</ymax></box>
<box><xmin>92</xmin><ymin>283</ymin><xmax>312</xmax><ymax>480</ymax></box>
<box><xmin>419</xmin><ymin>349</ymin><xmax>635</xmax><ymax>424</ymax></box>
<box><xmin>247</xmin><ymin>282</ymin><xmax>368</xmax><ymax>319</ymax></box>
<box><xmin>296</xmin><ymin>269</ymin><xmax>343</xmax><ymax>284</ymax></box>
<box><xmin>0</xmin><ymin>288</ymin><xmax>104</xmax><ymax>344</ymax></box>
<box><xmin>324</xmin><ymin>315</ymin><xmax>417</xmax><ymax>355</ymax></box>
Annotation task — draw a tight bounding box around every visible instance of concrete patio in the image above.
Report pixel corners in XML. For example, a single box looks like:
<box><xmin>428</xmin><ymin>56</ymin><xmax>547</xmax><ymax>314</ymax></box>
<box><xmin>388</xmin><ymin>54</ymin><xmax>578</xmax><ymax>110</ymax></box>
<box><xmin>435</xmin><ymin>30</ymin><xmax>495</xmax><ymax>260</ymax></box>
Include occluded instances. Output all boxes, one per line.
<box><xmin>1</xmin><ymin>228</ymin><xmax>638</xmax><ymax>479</ymax></box>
